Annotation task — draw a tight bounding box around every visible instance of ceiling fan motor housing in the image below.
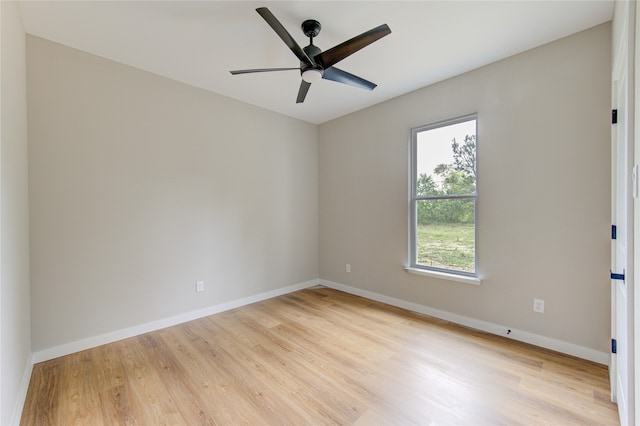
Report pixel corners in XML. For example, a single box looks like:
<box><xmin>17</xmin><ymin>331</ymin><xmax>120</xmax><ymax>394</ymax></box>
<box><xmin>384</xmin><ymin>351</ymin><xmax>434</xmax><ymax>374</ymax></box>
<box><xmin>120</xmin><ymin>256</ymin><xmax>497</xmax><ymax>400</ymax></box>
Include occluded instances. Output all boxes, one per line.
<box><xmin>302</xmin><ymin>44</ymin><xmax>323</xmax><ymax>71</ymax></box>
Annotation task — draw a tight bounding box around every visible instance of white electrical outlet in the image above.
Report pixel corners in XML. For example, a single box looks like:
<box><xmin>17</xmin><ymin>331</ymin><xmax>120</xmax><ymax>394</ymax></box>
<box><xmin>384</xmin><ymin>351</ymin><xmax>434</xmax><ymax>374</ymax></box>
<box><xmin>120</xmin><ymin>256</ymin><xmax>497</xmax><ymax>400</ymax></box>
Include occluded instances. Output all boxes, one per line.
<box><xmin>196</xmin><ymin>281</ymin><xmax>204</xmax><ymax>293</ymax></box>
<box><xmin>533</xmin><ymin>298</ymin><xmax>544</xmax><ymax>313</ymax></box>
<box><xmin>346</xmin><ymin>264</ymin><xmax>351</xmax><ymax>273</ymax></box>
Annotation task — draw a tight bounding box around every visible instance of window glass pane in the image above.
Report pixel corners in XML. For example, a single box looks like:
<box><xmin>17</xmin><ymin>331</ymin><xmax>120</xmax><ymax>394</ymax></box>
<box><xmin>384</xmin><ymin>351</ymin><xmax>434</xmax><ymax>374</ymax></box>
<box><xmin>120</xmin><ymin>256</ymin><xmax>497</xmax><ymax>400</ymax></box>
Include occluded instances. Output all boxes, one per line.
<box><xmin>416</xmin><ymin>120</ymin><xmax>476</xmax><ymax>196</ymax></box>
<box><xmin>416</xmin><ymin>199</ymin><xmax>475</xmax><ymax>273</ymax></box>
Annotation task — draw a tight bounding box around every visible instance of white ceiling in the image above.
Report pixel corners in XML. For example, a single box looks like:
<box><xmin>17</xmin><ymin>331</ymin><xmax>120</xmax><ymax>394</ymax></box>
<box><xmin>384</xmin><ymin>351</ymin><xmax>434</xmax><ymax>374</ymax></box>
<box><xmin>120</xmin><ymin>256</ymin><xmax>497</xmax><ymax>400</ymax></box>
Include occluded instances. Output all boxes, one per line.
<box><xmin>18</xmin><ymin>1</ymin><xmax>613</xmax><ymax>124</ymax></box>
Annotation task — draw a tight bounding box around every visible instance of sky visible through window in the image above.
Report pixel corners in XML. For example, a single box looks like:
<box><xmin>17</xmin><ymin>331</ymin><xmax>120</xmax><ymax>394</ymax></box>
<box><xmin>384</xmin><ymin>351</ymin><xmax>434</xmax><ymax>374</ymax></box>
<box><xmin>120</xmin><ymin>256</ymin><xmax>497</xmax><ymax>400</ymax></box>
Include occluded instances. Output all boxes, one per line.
<box><xmin>417</xmin><ymin>119</ymin><xmax>476</xmax><ymax>185</ymax></box>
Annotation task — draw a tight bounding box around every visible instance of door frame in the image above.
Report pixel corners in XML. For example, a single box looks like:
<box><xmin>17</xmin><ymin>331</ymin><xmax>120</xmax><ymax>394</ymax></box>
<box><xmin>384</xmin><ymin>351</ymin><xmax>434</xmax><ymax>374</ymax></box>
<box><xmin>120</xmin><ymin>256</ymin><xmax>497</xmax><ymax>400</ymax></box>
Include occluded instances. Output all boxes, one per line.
<box><xmin>613</xmin><ymin>2</ymin><xmax>636</xmax><ymax>425</ymax></box>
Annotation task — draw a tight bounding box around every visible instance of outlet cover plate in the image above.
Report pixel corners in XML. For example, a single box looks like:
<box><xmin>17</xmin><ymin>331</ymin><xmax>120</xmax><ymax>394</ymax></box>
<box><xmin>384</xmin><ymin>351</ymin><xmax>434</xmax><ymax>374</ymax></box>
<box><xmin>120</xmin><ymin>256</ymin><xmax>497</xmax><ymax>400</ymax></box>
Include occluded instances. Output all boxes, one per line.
<box><xmin>533</xmin><ymin>298</ymin><xmax>544</xmax><ymax>313</ymax></box>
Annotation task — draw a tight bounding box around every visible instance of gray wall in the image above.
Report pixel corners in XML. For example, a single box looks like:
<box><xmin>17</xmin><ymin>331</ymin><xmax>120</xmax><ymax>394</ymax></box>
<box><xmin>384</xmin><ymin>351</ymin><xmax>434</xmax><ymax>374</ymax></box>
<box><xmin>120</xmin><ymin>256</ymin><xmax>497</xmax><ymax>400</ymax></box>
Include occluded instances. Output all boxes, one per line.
<box><xmin>318</xmin><ymin>23</ymin><xmax>612</xmax><ymax>353</ymax></box>
<box><xmin>1</xmin><ymin>2</ymin><xmax>32</xmax><ymax>424</ymax></box>
<box><xmin>27</xmin><ymin>36</ymin><xmax>319</xmax><ymax>352</ymax></box>
<box><xmin>25</xmin><ymin>18</ymin><xmax>612</xmax><ymax>361</ymax></box>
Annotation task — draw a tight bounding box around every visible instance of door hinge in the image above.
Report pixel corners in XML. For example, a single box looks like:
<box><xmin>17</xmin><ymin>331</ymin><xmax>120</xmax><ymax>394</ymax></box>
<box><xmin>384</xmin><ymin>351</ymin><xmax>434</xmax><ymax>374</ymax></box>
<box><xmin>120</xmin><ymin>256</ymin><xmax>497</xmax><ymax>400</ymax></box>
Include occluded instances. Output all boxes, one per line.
<box><xmin>612</xmin><ymin>338</ymin><xmax>617</xmax><ymax>354</ymax></box>
<box><xmin>612</xmin><ymin>225</ymin><xmax>617</xmax><ymax>240</ymax></box>
<box><xmin>612</xmin><ymin>109</ymin><xmax>618</xmax><ymax>124</ymax></box>
<box><xmin>611</xmin><ymin>271</ymin><xmax>625</xmax><ymax>281</ymax></box>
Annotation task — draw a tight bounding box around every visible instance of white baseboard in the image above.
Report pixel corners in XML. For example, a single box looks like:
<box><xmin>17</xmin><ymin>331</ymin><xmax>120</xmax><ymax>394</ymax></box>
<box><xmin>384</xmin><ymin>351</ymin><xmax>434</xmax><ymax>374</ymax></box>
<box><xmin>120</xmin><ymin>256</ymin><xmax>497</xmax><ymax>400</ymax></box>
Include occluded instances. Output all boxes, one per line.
<box><xmin>32</xmin><ymin>279</ymin><xmax>319</xmax><ymax>364</ymax></box>
<box><xmin>10</xmin><ymin>352</ymin><xmax>33</xmax><ymax>426</ymax></box>
<box><xmin>319</xmin><ymin>279</ymin><xmax>609</xmax><ymax>365</ymax></box>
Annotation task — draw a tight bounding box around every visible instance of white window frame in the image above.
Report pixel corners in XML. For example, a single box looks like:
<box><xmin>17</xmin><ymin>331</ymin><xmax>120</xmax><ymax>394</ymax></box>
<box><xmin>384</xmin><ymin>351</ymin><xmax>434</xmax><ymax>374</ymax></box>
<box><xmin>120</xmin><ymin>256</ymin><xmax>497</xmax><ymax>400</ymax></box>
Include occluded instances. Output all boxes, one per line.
<box><xmin>408</xmin><ymin>114</ymin><xmax>480</xmax><ymax>283</ymax></box>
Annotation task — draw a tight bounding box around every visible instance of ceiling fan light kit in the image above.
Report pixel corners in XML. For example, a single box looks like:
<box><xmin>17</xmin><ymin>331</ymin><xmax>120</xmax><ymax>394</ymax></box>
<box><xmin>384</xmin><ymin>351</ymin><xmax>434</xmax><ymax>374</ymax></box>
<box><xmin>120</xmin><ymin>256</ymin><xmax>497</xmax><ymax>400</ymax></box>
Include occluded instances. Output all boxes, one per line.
<box><xmin>301</xmin><ymin>69</ymin><xmax>323</xmax><ymax>83</ymax></box>
<box><xmin>229</xmin><ymin>7</ymin><xmax>391</xmax><ymax>104</ymax></box>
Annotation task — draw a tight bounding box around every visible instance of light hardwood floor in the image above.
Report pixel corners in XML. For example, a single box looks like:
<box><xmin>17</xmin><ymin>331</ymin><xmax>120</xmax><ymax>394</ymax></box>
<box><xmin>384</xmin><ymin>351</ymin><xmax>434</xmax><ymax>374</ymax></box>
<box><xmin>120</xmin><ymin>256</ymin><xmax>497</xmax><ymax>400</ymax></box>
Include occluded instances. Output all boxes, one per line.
<box><xmin>22</xmin><ymin>286</ymin><xmax>619</xmax><ymax>425</ymax></box>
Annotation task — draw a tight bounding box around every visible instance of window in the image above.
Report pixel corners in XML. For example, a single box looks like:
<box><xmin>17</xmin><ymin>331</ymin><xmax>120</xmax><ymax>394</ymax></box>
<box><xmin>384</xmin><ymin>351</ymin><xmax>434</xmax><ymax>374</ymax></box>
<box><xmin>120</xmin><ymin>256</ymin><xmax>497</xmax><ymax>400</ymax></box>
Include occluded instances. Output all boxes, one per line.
<box><xmin>410</xmin><ymin>115</ymin><xmax>477</xmax><ymax>278</ymax></box>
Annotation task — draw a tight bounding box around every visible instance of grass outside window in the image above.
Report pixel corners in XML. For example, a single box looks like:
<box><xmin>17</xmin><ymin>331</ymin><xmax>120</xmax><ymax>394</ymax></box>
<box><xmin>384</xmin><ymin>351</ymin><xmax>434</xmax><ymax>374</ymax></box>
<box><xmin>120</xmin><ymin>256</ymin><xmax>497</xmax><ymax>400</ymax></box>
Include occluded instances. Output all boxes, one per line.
<box><xmin>416</xmin><ymin>222</ymin><xmax>475</xmax><ymax>273</ymax></box>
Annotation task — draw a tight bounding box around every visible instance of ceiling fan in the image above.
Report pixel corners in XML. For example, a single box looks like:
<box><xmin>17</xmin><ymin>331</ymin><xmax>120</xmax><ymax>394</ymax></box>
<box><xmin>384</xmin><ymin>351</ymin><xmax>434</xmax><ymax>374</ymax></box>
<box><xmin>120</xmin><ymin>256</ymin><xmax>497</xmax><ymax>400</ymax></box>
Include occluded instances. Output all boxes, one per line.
<box><xmin>230</xmin><ymin>7</ymin><xmax>391</xmax><ymax>103</ymax></box>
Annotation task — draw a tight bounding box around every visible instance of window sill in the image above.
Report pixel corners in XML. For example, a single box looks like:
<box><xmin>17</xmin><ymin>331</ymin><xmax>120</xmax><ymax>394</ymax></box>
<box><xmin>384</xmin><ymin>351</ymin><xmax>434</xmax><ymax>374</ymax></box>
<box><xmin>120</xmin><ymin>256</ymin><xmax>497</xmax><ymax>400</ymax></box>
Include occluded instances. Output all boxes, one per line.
<box><xmin>404</xmin><ymin>267</ymin><xmax>482</xmax><ymax>285</ymax></box>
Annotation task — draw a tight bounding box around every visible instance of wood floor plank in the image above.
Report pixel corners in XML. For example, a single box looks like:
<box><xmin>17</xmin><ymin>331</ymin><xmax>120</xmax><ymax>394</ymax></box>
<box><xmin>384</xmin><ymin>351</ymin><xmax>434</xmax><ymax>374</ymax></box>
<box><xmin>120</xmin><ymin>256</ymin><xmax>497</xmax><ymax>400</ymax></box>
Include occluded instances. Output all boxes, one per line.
<box><xmin>118</xmin><ymin>337</ymin><xmax>187</xmax><ymax>425</ymax></box>
<box><xmin>21</xmin><ymin>286</ymin><xmax>619</xmax><ymax>425</ymax></box>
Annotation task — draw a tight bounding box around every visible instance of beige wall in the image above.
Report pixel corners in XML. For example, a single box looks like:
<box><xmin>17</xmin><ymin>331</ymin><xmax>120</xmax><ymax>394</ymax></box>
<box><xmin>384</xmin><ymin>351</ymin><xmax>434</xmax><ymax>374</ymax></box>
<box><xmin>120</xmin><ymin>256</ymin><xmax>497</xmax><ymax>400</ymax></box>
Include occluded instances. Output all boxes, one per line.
<box><xmin>1</xmin><ymin>1</ymin><xmax>32</xmax><ymax>424</ymax></box>
<box><xmin>25</xmin><ymin>16</ymin><xmax>612</xmax><ymax>363</ymax></box>
<box><xmin>27</xmin><ymin>36</ymin><xmax>319</xmax><ymax>352</ymax></box>
<box><xmin>319</xmin><ymin>23</ymin><xmax>612</xmax><ymax>353</ymax></box>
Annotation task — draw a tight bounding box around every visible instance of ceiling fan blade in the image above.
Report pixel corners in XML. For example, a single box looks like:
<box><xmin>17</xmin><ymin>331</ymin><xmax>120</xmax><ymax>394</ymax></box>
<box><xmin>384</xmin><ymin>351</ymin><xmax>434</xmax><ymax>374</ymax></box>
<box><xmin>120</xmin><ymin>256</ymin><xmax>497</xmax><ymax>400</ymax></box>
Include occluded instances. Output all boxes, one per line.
<box><xmin>256</xmin><ymin>7</ymin><xmax>313</xmax><ymax>65</ymax></box>
<box><xmin>230</xmin><ymin>67</ymin><xmax>300</xmax><ymax>75</ymax></box>
<box><xmin>314</xmin><ymin>24</ymin><xmax>391</xmax><ymax>69</ymax></box>
<box><xmin>322</xmin><ymin>67</ymin><xmax>377</xmax><ymax>91</ymax></box>
<box><xmin>296</xmin><ymin>80</ymin><xmax>311</xmax><ymax>103</ymax></box>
